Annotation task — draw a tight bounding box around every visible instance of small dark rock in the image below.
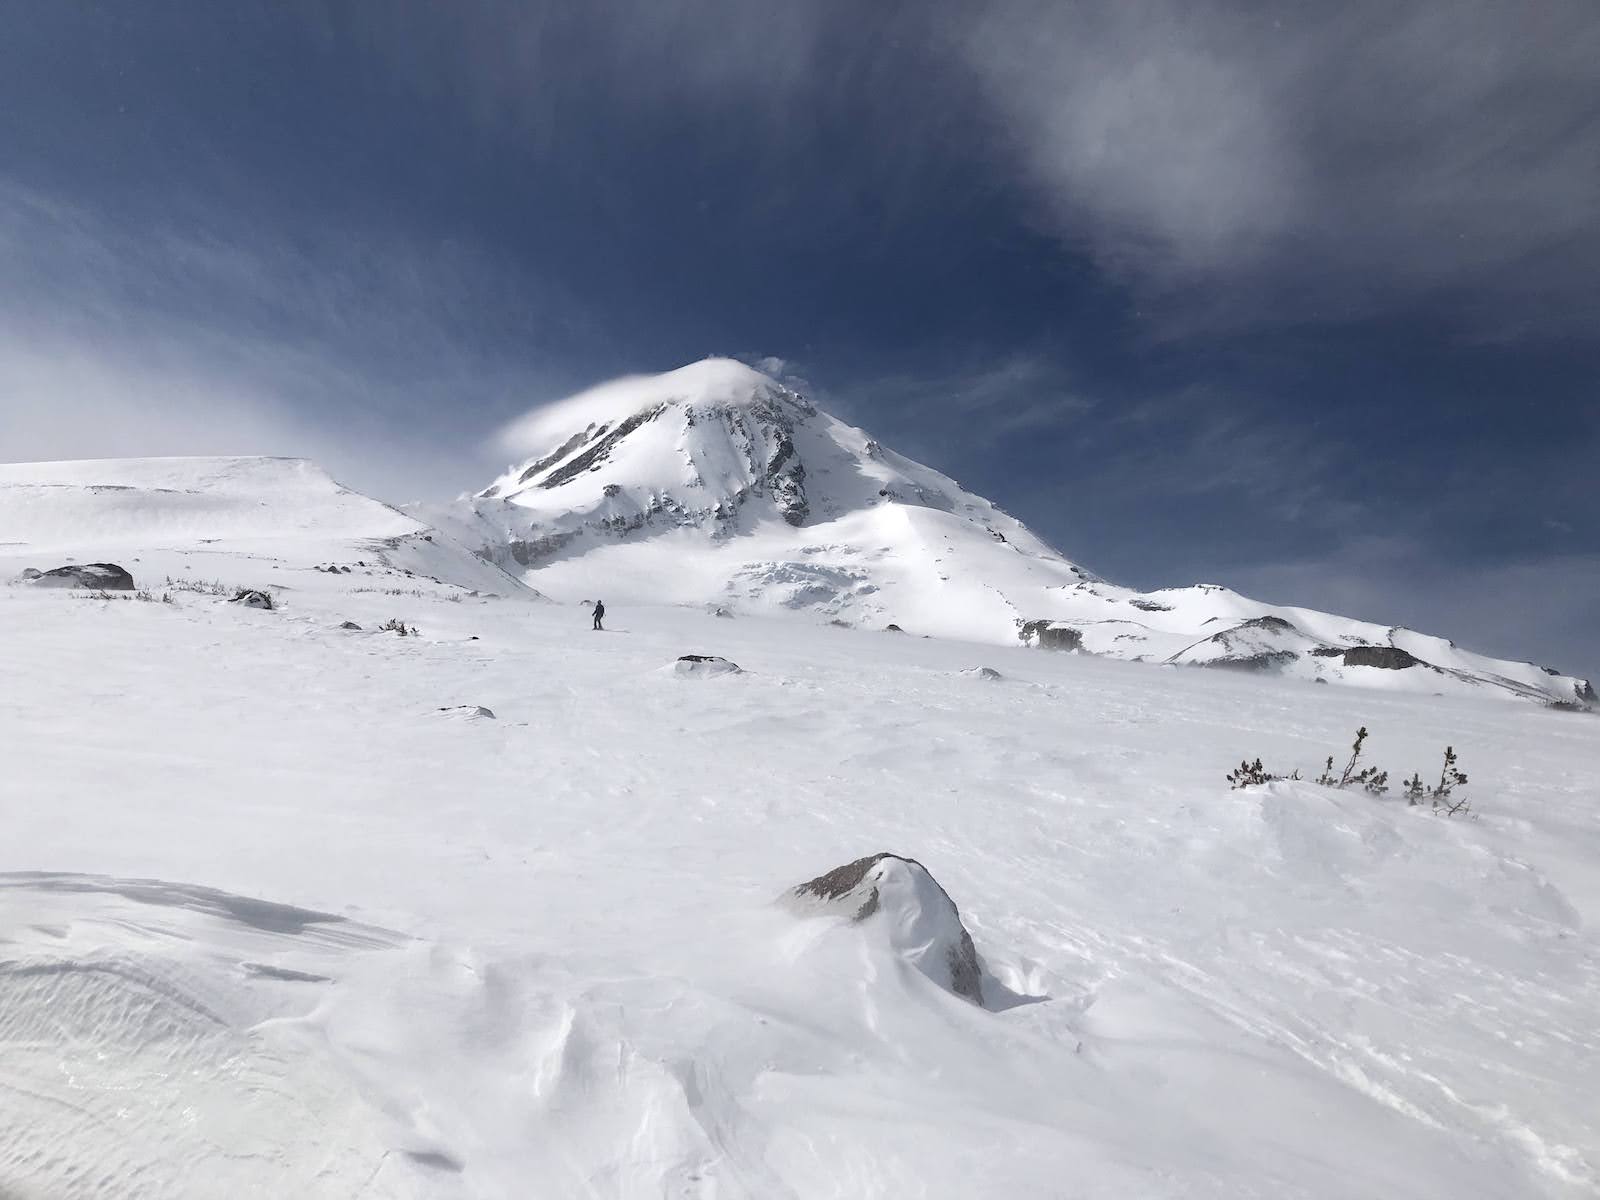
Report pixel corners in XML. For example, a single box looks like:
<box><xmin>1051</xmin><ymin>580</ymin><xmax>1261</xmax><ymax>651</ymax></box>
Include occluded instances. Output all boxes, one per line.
<box><xmin>885</xmin><ymin>623</ymin><xmax>904</xmax><ymax>633</ymax></box>
<box><xmin>339</xmin><ymin>621</ymin><xmax>362</xmax><ymax>630</ymax></box>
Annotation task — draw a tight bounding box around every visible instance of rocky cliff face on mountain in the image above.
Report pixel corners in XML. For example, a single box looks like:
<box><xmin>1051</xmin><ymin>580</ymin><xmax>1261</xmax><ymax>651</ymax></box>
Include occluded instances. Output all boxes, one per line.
<box><xmin>427</xmin><ymin>358</ymin><xmax>1592</xmax><ymax>710</ymax></box>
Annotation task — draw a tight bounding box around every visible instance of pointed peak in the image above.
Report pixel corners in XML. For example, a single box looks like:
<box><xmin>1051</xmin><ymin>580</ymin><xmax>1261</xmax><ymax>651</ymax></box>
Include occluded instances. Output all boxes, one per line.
<box><xmin>495</xmin><ymin>358</ymin><xmax>797</xmax><ymax>461</ymax></box>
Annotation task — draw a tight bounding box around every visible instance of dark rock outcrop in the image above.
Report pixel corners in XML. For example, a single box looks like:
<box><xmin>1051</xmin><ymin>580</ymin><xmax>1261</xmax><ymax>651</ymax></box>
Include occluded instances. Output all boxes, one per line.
<box><xmin>1199</xmin><ymin>650</ymin><xmax>1299</xmax><ymax>673</ymax></box>
<box><xmin>339</xmin><ymin>621</ymin><xmax>362</xmax><ymax>630</ymax></box>
<box><xmin>1234</xmin><ymin>615</ymin><xmax>1295</xmax><ymax>633</ymax></box>
<box><xmin>789</xmin><ymin>852</ymin><xmax>984</xmax><ymax>1006</ymax></box>
<box><xmin>21</xmin><ymin>563</ymin><xmax>135</xmax><ymax>591</ymax></box>
<box><xmin>540</xmin><ymin>406</ymin><xmax>664</xmax><ymax>489</ymax></box>
<box><xmin>230</xmin><ymin>590</ymin><xmax>274</xmax><ymax>610</ymax></box>
<box><xmin>765</xmin><ymin>430</ymin><xmax>809</xmax><ymax>526</ymax></box>
<box><xmin>1019</xmin><ymin>620</ymin><xmax>1083</xmax><ymax>652</ymax></box>
<box><xmin>1342</xmin><ymin>645</ymin><xmax>1420</xmax><ymax>670</ymax></box>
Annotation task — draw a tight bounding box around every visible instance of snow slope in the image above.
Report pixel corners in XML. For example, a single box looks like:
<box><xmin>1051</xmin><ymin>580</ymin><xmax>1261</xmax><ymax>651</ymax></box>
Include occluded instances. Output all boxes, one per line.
<box><xmin>431</xmin><ymin>360</ymin><xmax>1595</xmax><ymax>710</ymax></box>
<box><xmin>2</xmin><ymin>545</ymin><xmax>1597</xmax><ymax>1198</ymax></box>
<box><xmin>0</xmin><ymin>455</ymin><xmax>534</xmax><ymax>601</ymax></box>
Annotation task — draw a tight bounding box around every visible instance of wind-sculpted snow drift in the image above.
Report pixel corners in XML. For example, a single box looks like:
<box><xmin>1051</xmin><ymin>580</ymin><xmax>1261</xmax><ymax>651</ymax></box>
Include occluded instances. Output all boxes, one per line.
<box><xmin>788</xmin><ymin>853</ymin><xmax>987</xmax><ymax>1006</ymax></box>
<box><xmin>429</xmin><ymin>358</ymin><xmax>1593</xmax><ymax>709</ymax></box>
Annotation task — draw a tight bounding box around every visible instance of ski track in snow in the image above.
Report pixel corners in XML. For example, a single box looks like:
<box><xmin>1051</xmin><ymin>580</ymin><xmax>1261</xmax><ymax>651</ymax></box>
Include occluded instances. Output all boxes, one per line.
<box><xmin>1</xmin><ymin>502</ymin><xmax>1599</xmax><ymax>1195</ymax></box>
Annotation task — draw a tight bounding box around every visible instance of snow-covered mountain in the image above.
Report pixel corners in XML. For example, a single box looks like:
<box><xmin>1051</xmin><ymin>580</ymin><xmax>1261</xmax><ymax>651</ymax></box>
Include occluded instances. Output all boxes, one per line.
<box><xmin>434</xmin><ymin>358</ymin><xmax>1595</xmax><ymax>710</ymax></box>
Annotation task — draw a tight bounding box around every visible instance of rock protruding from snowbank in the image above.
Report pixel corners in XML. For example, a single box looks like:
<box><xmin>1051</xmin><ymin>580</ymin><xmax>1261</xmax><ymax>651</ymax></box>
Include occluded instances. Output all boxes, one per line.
<box><xmin>674</xmin><ymin>655</ymin><xmax>742</xmax><ymax>677</ymax></box>
<box><xmin>230</xmin><ymin>589</ymin><xmax>274</xmax><ymax>610</ymax></box>
<box><xmin>1342</xmin><ymin>645</ymin><xmax>1420</xmax><ymax>670</ymax></box>
<box><xmin>962</xmin><ymin>666</ymin><xmax>1004</xmax><ymax>681</ymax></box>
<box><xmin>1019</xmin><ymin>620</ymin><xmax>1082</xmax><ymax>652</ymax></box>
<box><xmin>436</xmin><ymin>705</ymin><xmax>495</xmax><ymax>720</ymax></box>
<box><xmin>789</xmin><ymin>853</ymin><xmax>984</xmax><ymax>1006</ymax></box>
<box><xmin>18</xmin><ymin>563</ymin><xmax>135</xmax><ymax>591</ymax></box>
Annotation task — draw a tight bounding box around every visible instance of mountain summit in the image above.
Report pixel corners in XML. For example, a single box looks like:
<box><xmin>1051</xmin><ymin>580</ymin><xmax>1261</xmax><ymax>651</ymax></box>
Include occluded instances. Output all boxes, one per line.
<box><xmin>433</xmin><ymin>359</ymin><xmax>1593</xmax><ymax>709</ymax></box>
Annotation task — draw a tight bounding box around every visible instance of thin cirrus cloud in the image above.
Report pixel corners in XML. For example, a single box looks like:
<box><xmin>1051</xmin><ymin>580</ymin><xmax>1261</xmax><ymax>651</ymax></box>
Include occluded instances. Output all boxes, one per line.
<box><xmin>351</xmin><ymin>0</ymin><xmax>1600</xmax><ymax>335</ymax></box>
<box><xmin>958</xmin><ymin>0</ymin><xmax>1600</xmax><ymax>332</ymax></box>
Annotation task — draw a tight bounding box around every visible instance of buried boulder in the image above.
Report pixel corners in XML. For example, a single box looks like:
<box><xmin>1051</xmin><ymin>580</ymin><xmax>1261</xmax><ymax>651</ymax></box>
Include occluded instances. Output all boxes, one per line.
<box><xmin>19</xmin><ymin>563</ymin><xmax>135</xmax><ymax>591</ymax></box>
<box><xmin>436</xmin><ymin>705</ymin><xmax>495</xmax><ymax>721</ymax></box>
<box><xmin>229</xmin><ymin>589</ymin><xmax>274</xmax><ymax>610</ymax></box>
<box><xmin>787</xmin><ymin>852</ymin><xmax>984</xmax><ymax>1005</ymax></box>
<box><xmin>674</xmin><ymin>654</ymin><xmax>741</xmax><ymax>677</ymax></box>
<box><xmin>961</xmin><ymin>666</ymin><xmax>1004</xmax><ymax>682</ymax></box>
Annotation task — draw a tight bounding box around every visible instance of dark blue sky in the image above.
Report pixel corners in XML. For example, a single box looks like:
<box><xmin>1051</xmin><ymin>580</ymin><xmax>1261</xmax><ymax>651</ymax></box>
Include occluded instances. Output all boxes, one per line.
<box><xmin>2</xmin><ymin>1</ymin><xmax>1597</xmax><ymax>678</ymax></box>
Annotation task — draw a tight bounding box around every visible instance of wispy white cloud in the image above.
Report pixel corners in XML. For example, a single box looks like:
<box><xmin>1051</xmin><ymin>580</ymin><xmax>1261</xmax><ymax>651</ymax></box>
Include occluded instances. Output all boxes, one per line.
<box><xmin>959</xmin><ymin>0</ymin><xmax>1600</xmax><ymax>332</ymax></box>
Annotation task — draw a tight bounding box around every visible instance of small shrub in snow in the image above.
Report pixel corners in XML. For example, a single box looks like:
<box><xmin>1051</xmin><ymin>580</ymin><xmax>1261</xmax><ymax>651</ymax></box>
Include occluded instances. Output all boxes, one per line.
<box><xmin>164</xmin><ymin>575</ymin><xmax>237</xmax><ymax>596</ymax></box>
<box><xmin>1230</xmin><ymin>728</ymin><xmax>1475</xmax><ymax>814</ymax></box>
<box><xmin>379</xmin><ymin>617</ymin><xmax>418</xmax><ymax>636</ymax></box>
<box><xmin>1413</xmin><ymin>746</ymin><xmax>1471</xmax><ymax>816</ymax></box>
<box><xmin>1315</xmin><ymin>726</ymin><xmax>1389</xmax><ymax>795</ymax></box>
<box><xmin>1226</xmin><ymin>758</ymin><xmax>1299</xmax><ymax>789</ymax></box>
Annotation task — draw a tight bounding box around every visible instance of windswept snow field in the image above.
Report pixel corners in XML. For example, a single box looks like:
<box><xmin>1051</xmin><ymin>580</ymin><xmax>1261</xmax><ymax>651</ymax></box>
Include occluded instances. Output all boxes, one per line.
<box><xmin>1</xmin><ymin>457</ymin><xmax>1598</xmax><ymax>1198</ymax></box>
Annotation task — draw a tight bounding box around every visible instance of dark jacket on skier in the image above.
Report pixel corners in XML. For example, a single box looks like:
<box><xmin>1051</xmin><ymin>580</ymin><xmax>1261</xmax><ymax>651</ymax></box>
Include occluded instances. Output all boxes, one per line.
<box><xmin>592</xmin><ymin>600</ymin><xmax>605</xmax><ymax>630</ymax></box>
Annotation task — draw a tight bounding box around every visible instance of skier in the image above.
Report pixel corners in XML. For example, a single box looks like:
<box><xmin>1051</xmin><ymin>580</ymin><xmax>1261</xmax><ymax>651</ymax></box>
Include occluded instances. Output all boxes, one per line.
<box><xmin>592</xmin><ymin>599</ymin><xmax>605</xmax><ymax>631</ymax></box>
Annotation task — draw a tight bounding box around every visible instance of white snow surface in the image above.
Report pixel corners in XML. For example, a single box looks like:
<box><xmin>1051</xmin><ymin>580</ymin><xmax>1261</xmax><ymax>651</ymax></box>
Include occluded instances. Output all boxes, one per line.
<box><xmin>0</xmin><ymin>455</ymin><xmax>534</xmax><ymax>600</ymax></box>
<box><xmin>427</xmin><ymin>359</ymin><xmax>1594</xmax><ymax>710</ymax></box>
<box><xmin>2</xmin><ymin>455</ymin><xmax>1599</xmax><ymax>1198</ymax></box>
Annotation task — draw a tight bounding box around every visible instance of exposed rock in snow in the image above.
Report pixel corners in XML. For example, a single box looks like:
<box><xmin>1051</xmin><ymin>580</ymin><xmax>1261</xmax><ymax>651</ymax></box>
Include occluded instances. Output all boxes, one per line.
<box><xmin>230</xmin><ymin>589</ymin><xmax>274</xmax><ymax>610</ymax></box>
<box><xmin>1342</xmin><ymin>645</ymin><xmax>1421</xmax><ymax>670</ymax></box>
<box><xmin>19</xmin><ymin>562</ymin><xmax>135</xmax><ymax>590</ymax></box>
<box><xmin>674</xmin><ymin>654</ymin><xmax>741</xmax><ymax>677</ymax></box>
<box><xmin>436</xmin><ymin>705</ymin><xmax>495</xmax><ymax>720</ymax></box>
<box><xmin>789</xmin><ymin>852</ymin><xmax>984</xmax><ymax>1006</ymax></box>
<box><xmin>339</xmin><ymin>621</ymin><xmax>362</xmax><ymax>630</ymax></box>
<box><xmin>1020</xmin><ymin>620</ymin><xmax>1083</xmax><ymax>652</ymax></box>
<box><xmin>962</xmin><ymin>666</ymin><xmax>1004</xmax><ymax>681</ymax></box>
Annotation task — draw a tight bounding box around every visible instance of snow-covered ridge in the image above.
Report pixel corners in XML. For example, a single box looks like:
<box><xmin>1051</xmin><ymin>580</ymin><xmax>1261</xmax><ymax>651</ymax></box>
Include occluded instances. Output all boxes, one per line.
<box><xmin>0</xmin><ymin>456</ymin><xmax>422</xmax><ymax>546</ymax></box>
<box><xmin>0</xmin><ymin>455</ymin><xmax>529</xmax><ymax>598</ymax></box>
<box><xmin>435</xmin><ymin>359</ymin><xmax>1595</xmax><ymax>711</ymax></box>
